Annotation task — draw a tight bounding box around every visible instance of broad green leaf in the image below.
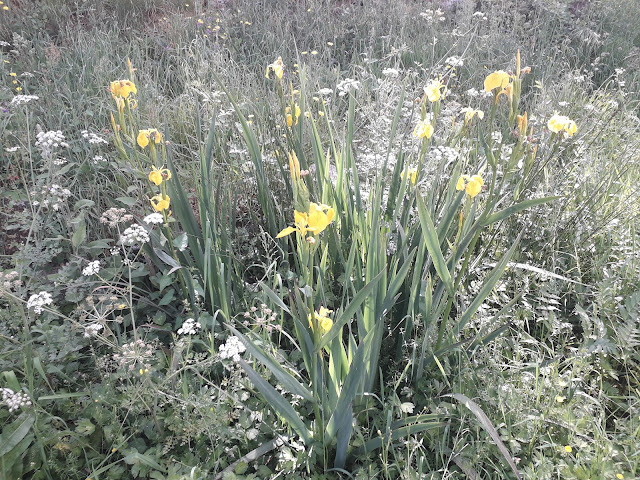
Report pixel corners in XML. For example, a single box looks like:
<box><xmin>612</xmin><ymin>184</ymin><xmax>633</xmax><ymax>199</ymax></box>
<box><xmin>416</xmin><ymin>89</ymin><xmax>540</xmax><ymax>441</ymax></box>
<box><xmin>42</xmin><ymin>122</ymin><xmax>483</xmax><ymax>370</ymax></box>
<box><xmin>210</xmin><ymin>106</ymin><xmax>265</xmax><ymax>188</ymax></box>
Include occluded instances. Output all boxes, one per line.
<box><xmin>258</xmin><ymin>281</ymin><xmax>291</xmax><ymax>315</ymax></box>
<box><xmin>115</xmin><ymin>196</ymin><xmax>138</xmax><ymax>206</ymax></box>
<box><xmin>153</xmin><ymin>248</ymin><xmax>180</xmax><ymax>269</ymax></box>
<box><xmin>74</xmin><ymin>199</ymin><xmax>95</xmax><ymax>210</ymax></box>
<box><xmin>316</xmin><ymin>271</ymin><xmax>384</xmax><ymax>351</ymax></box>
<box><xmin>238</xmin><ymin>359</ymin><xmax>311</xmax><ymax>444</ymax></box>
<box><xmin>72</xmin><ymin>220</ymin><xmax>86</xmax><ymax>248</ymax></box>
<box><xmin>482</xmin><ymin>196</ymin><xmax>561</xmax><ymax>227</ymax></box>
<box><xmin>0</xmin><ymin>413</ymin><xmax>35</xmax><ymax>457</ymax></box>
<box><xmin>123</xmin><ymin>451</ymin><xmax>167</xmax><ymax>473</ymax></box>
<box><xmin>172</xmin><ymin>233</ymin><xmax>188</xmax><ymax>251</ymax></box>
<box><xmin>381</xmin><ymin>247</ymin><xmax>416</xmax><ymax>315</ymax></box>
<box><xmin>417</xmin><ymin>195</ymin><xmax>454</xmax><ymax>297</ymax></box>
<box><xmin>325</xmin><ymin>328</ymin><xmax>375</xmax><ymax>439</ymax></box>
<box><xmin>227</xmin><ymin>325</ymin><xmax>313</xmax><ymax>402</ymax></box>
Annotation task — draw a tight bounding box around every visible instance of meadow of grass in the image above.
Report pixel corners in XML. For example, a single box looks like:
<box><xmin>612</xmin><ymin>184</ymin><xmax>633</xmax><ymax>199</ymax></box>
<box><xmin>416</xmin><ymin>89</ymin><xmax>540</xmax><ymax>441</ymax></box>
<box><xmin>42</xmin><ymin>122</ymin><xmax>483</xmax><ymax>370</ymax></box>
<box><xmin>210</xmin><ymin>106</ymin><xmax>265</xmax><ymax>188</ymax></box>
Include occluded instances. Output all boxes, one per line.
<box><xmin>1</xmin><ymin>0</ymin><xmax>639</xmax><ymax>478</ymax></box>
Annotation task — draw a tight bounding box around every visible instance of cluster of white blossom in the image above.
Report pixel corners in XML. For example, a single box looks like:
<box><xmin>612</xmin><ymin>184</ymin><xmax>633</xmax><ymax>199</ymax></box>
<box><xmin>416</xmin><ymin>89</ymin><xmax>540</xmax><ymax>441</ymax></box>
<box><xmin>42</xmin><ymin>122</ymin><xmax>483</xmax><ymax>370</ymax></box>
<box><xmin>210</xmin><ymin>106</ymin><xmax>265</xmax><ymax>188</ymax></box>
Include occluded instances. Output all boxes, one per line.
<box><xmin>382</xmin><ymin>68</ymin><xmax>400</xmax><ymax>78</ymax></box>
<box><xmin>419</xmin><ymin>8</ymin><xmax>445</xmax><ymax>22</ymax></box>
<box><xmin>10</xmin><ymin>94</ymin><xmax>39</xmax><ymax>106</ymax></box>
<box><xmin>120</xmin><ymin>224</ymin><xmax>150</xmax><ymax>246</ymax></box>
<box><xmin>27</xmin><ymin>291</ymin><xmax>53</xmax><ymax>314</ymax></box>
<box><xmin>35</xmin><ymin>130</ymin><xmax>68</xmax><ymax>149</ymax></box>
<box><xmin>81</xmin><ymin>130</ymin><xmax>108</xmax><ymax>144</ymax></box>
<box><xmin>31</xmin><ymin>184</ymin><xmax>72</xmax><ymax>211</ymax></box>
<box><xmin>445</xmin><ymin>56</ymin><xmax>464</xmax><ymax>67</ymax></box>
<box><xmin>82</xmin><ymin>260</ymin><xmax>101</xmax><ymax>276</ymax></box>
<box><xmin>336</xmin><ymin>78</ymin><xmax>360</xmax><ymax>97</ymax></box>
<box><xmin>100</xmin><ymin>207</ymin><xmax>133</xmax><ymax>228</ymax></box>
<box><xmin>1</xmin><ymin>388</ymin><xmax>32</xmax><ymax>413</ymax></box>
<box><xmin>5</xmin><ymin>146</ymin><xmax>20</xmax><ymax>152</ymax></box>
<box><xmin>143</xmin><ymin>213</ymin><xmax>164</xmax><ymax>225</ymax></box>
<box><xmin>177</xmin><ymin>317</ymin><xmax>202</xmax><ymax>335</ymax></box>
<box><xmin>219</xmin><ymin>336</ymin><xmax>246</xmax><ymax>362</ymax></box>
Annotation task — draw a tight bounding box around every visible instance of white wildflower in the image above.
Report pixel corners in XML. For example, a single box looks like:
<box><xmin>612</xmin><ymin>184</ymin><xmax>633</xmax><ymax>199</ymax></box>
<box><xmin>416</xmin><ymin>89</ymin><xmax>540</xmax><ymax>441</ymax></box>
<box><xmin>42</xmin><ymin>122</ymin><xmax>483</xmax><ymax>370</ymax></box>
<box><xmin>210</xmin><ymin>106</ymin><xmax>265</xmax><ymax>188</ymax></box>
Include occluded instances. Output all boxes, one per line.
<box><xmin>336</xmin><ymin>78</ymin><xmax>361</xmax><ymax>96</ymax></box>
<box><xmin>82</xmin><ymin>260</ymin><xmax>101</xmax><ymax>276</ymax></box>
<box><xmin>177</xmin><ymin>317</ymin><xmax>201</xmax><ymax>335</ymax></box>
<box><xmin>120</xmin><ymin>224</ymin><xmax>150</xmax><ymax>246</ymax></box>
<box><xmin>1</xmin><ymin>388</ymin><xmax>32</xmax><ymax>413</ymax></box>
<box><xmin>5</xmin><ymin>146</ymin><xmax>20</xmax><ymax>152</ymax></box>
<box><xmin>10</xmin><ymin>95</ymin><xmax>39</xmax><ymax>106</ymax></box>
<box><xmin>445</xmin><ymin>56</ymin><xmax>464</xmax><ymax>67</ymax></box>
<box><xmin>399</xmin><ymin>402</ymin><xmax>415</xmax><ymax>414</ymax></box>
<box><xmin>35</xmin><ymin>130</ymin><xmax>67</xmax><ymax>149</ymax></box>
<box><xmin>317</xmin><ymin>87</ymin><xmax>334</xmax><ymax>96</ymax></box>
<box><xmin>219</xmin><ymin>336</ymin><xmax>246</xmax><ymax>361</ymax></box>
<box><xmin>81</xmin><ymin>130</ymin><xmax>108</xmax><ymax>144</ymax></box>
<box><xmin>27</xmin><ymin>291</ymin><xmax>53</xmax><ymax>314</ymax></box>
<box><xmin>143</xmin><ymin>213</ymin><xmax>164</xmax><ymax>225</ymax></box>
<box><xmin>382</xmin><ymin>68</ymin><xmax>400</xmax><ymax>78</ymax></box>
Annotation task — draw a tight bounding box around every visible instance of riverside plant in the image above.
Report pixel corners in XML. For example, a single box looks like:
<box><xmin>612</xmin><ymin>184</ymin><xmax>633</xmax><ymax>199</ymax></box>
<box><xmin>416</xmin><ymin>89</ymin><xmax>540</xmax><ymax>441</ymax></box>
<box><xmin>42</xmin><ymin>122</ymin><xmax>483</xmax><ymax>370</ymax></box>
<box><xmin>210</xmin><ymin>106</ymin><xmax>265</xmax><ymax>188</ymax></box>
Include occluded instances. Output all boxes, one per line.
<box><xmin>219</xmin><ymin>51</ymin><xmax>570</xmax><ymax>471</ymax></box>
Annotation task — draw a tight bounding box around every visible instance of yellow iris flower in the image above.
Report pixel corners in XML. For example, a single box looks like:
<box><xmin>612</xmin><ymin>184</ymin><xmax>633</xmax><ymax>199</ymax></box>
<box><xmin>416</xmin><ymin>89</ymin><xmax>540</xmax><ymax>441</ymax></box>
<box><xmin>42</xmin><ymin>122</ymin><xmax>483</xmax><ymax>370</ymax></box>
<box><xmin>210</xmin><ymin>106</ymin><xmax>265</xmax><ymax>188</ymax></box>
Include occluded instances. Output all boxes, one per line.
<box><xmin>424</xmin><ymin>79</ymin><xmax>447</xmax><ymax>102</ymax></box>
<box><xmin>148</xmin><ymin>166</ymin><xmax>171</xmax><ymax>186</ymax></box>
<box><xmin>517</xmin><ymin>112</ymin><xmax>528</xmax><ymax>137</ymax></box>
<box><xmin>110</xmin><ymin>80</ymin><xmax>137</xmax><ymax>99</ymax></box>
<box><xmin>413</xmin><ymin>119</ymin><xmax>434</xmax><ymax>139</ymax></box>
<box><xmin>266</xmin><ymin>56</ymin><xmax>285</xmax><ymax>80</ymax></box>
<box><xmin>456</xmin><ymin>174</ymin><xmax>484</xmax><ymax>198</ymax></box>
<box><xmin>484</xmin><ymin>70</ymin><xmax>511</xmax><ymax>93</ymax></box>
<box><xmin>401</xmin><ymin>167</ymin><xmax>418</xmax><ymax>185</ymax></box>
<box><xmin>150</xmin><ymin>194</ymin><xmax>171</xmax><ymax>212</ymax></box>
<box><xmin>547</xmin><ymin>113</ymin><xmax>577</xmax><ymax>136</ymax></box>
<box><xmin>309</xmin><ymin>306</ymin><xmax>333</xmax><ymax>335</ymax></box>
<box><xmin>137</xmin><ymin>129</ymin><xmax>163</xmax><ymax>148</ymax></box>
<box><xmin>276</xmin><ymin>202</ymin><xmax>335</xmax><ymax>239</ymax></box>
<box><xmin>460</xmin><ymin>107</ymin><xmax>484</xmax><ymax>125</ymax></box>
<box><xmin>286</xmin><ymin>105</ymin><xmax>301</xmax><ymax>127</ymax></box>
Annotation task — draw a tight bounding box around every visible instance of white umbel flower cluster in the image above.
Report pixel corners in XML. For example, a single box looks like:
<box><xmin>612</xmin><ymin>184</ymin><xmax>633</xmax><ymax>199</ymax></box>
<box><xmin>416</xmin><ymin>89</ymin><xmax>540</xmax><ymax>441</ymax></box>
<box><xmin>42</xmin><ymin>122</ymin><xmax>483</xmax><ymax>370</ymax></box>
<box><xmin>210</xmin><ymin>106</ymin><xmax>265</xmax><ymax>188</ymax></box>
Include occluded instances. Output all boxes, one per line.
<box><xmin>1</xmin><ymin>388</ymin><xmax>32</xmax><ymax>413</ymax></box>
<box><xmin>10</xmin><ymin>94</ymin><xmax>39</xmax><ymax>106</ymax></box>
<box><xmin>35</xmin><ymin>130</ymin><xmax>68</xmax><ymax>149</ymax></box>
<box><xmin>177</xmin><ymin>318</ymin><xmax>201</xmax><ymax>335</ymax></box>
<box><xmin>31</xmin><ymin>184</ymin><xmax>72</xmax><ymax>211</ymax></box>
<box><xmin>27</xmin><ymin>291</ymin><xmax>53</xmax><ymax>314</ymax></box>
<box><xmin>336</xmin><ymin>78</ymin><xmax>361</xmax><ymax>97</ymax></box>
<box><xmin>82</xmin><ymin>260</ymin><xmax>101</xmax><ymax>276</ymax></box>
<box><xmin>219</xmin><ymin>336</ymin><xmax>246</xmax><ymax>362</ymax></box>
<box><xmin>81</xmin><ymin>130</ymin><xmax>108</xmax><ymax>144</ymax></box>
<box><xmin>120</xmin><ymin>224</ymin><xmax>150</xmax><ymax>246</ymax></box>
<box><xmin>143</xmin><ymin>213</ymin><xmax>164</xmax><ymax>225</ymax></box>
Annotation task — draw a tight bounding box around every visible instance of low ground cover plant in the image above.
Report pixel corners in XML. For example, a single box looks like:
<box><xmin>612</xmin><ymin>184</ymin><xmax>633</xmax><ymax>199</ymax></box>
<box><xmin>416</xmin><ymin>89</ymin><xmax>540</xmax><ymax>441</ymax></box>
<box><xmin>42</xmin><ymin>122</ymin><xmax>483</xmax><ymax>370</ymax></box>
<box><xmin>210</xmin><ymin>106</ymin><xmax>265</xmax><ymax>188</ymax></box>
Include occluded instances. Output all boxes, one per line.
<box><xmin>1</xmin><ymin>0</ymin><xmax>639</xmax><ymax>479</ymax></box>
